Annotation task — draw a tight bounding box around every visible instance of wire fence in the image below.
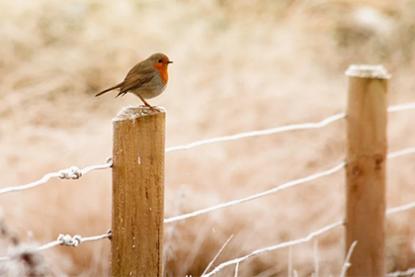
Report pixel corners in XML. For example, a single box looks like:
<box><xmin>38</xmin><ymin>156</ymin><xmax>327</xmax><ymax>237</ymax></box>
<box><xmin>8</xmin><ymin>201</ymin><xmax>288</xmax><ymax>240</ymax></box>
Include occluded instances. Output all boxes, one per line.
<box><xmin>202</xmin><ymin>200</ymin><xmax>415</xmax><ymax>277</ymax></box>
<box><xmin>2</xmin><ymin>196</ymin><xmax>414</xmax><ymax>274</ymax></box>
<box><xmin>0</xmin><ymin>230</ymin><xmax>111</xmax><ymax>262</ymax></box>
<box><xmin>165</xmin><ymin>112</ymin><xmax>346</xmax><ymax>152</ymax></box>
<box><xmin>388</xmin><ymin>268</ymin><xmax>415</xmax><ymax>277</ymax></box>
<box><xmin>166</xmin><ymin>101</ymin><xmax>415</xmax><ymax>153</ymax></box>
<box><xmin>165</xmin><ymin>161</ymin><xmax>345</xmax><ymax>223</ymax></box>
<box><xmin>165</xmin><ymin>146</ymin><xmax>415</xmax><ymax>224</ymax></box>
<box><xmin>0</xmin><ymin>158</ymin><xmax>113</xmax><ymax>195</ymax></box>
<box><xmin>2</xmin><ymin>102</ymin><xmax>414</xmax><ymax>198</ymax></box>
<box><xmin>0</xmin><ymin>101</ymin><xmax>414</xmax><ymax>275</ymax></box>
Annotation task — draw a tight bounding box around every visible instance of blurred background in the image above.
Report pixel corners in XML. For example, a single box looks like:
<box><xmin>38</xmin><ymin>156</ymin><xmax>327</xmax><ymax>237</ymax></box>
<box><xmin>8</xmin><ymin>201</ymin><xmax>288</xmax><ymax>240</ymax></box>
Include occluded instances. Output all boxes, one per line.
<box><xmin>1</xmin><ymin>0</ymin><xmax>415</xmax><ymax>276</ymax></box>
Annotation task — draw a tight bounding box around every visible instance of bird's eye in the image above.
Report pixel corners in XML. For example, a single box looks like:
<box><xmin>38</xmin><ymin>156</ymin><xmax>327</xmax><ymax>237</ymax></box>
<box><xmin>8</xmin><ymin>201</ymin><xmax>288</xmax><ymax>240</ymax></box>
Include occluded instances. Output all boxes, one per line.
<box><xmin>158</xmin><ymin>59</ymin><xmax>163</xmax><ymax>63</ymax></box>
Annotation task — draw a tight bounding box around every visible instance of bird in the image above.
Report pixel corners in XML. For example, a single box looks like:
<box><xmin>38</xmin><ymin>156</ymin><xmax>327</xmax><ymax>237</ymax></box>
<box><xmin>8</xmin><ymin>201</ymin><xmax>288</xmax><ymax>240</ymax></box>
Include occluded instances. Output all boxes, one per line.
<box><xmin>95</xmin><ymin>53</ymin><xmax>172</xmax><ymax>109</ymax></box>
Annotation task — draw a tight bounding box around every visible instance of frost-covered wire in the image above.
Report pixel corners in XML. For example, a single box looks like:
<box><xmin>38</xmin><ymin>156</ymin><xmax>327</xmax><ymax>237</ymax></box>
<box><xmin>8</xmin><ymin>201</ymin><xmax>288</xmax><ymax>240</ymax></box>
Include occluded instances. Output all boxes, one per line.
<box><xmin>203</xmin><ymin>200</ymin><xmax>415</xmax><ymax>276</ymax></box>
<box><xmin>387</xmin><ymin>267</ymin><xmax>415</xmax><ymax>277</ymax></box>
<box><xmin>387</xmin><ymin>200</ymin><xmax>415</xmax><ymax>215</ymax></box>
<box><xmin>388</xmin><ymin>147</ymin><xmax>415</xmax><ymax>159</ymax></box>
<box><xmin>388</xmin><ymin>102</ymin><xmax>415</xmax><ymax>113</ymax></box>
<box><xmin>165</xmin><ymin>112</ymin><xmax>346</xmax><ymax>152</ymax></box>
<box><xmin>202</xmin><ymin>221</ymin><xmax>344</xmax><ymax>277</ymax></box>
<box><xmin>0</xmin><ymin>158</ymin><xmax>112</xmax><ymax>195</ymax></box>
<box><xmin>0</xmin><ymin>230</ymin><xmax>111</xmax><ymax>262</ymax></box>
<box><xmin>1</xmin><ymin>102</ymin><xmax>412</xmax><ymax>196</ymax></box>
<box><xmin>164</xmin><ymin>162</ymin><xmax>346</xmax><ymax>223</ymax></box>
<box><xmin>165</xmin><ymin>102</ymin><xmax>415</xmax><ymax>153</ymax></box>
<box><xmin>165</xmin><ymin>145</ymin><xmax>415</xmax><ymax>224</ymax></box>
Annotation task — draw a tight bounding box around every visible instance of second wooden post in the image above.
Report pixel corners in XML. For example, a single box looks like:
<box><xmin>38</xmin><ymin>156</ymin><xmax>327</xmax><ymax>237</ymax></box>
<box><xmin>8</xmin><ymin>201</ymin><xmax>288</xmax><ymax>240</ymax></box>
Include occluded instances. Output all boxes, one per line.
<box><xmin>345</xmin><ymin>65</ymin><xmax>389</xmax><ymax>276</ymax></box>
<box><xmin>112</xmin><ymin>107</ymin><xmax>165</xmax><ymax>277</ymax></box>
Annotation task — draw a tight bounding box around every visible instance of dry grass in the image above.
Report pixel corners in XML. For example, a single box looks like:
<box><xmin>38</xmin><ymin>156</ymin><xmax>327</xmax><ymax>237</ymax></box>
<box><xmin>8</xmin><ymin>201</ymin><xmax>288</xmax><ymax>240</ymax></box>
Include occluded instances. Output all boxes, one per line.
<box><xmin>1</xmin><ymin>0</ymin><xmax>415</xmax><ymax>276</ymax></box>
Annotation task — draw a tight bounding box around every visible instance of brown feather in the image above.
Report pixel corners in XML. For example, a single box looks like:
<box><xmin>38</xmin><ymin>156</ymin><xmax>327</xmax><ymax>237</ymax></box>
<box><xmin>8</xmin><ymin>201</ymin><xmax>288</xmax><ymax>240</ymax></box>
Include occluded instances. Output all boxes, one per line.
<box><xmin>116</xmin><ymin>64</ymin><xmax>155</xmax><ymax>97</ymax></box>
<box><xmin>95</xmin><ymin>82</ymin><xmax>123</xmax><ymax>97</ymax></box>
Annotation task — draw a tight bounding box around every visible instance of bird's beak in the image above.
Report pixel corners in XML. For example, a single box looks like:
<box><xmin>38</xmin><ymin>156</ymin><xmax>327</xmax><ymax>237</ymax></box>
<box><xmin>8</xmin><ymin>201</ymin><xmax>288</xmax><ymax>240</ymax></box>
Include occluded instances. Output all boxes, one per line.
<box><xmin>168</xmin><ymin>60</ymin><xmax>173</xmax><ymax>64</ymax></box>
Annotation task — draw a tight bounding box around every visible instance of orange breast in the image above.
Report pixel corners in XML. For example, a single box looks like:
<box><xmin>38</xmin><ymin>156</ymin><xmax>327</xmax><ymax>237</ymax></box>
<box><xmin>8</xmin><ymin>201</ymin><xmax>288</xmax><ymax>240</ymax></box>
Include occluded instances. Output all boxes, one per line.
<box><xmin>154</xmin><ymin>63</ymin><xmax>168</xmax><ymax>84</ymax></box>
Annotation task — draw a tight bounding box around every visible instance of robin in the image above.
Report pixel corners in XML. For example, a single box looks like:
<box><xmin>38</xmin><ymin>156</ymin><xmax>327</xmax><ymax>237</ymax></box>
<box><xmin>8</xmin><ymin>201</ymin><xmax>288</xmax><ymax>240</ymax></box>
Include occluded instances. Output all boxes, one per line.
<box><xmin>95</xmin><ymin>53</ymin><xmax>172</xmax><ymax>109</ymax></box>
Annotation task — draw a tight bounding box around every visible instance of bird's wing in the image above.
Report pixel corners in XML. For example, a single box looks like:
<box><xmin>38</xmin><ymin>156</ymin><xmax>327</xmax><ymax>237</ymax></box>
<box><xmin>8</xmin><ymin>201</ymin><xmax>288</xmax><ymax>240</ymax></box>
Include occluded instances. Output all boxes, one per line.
<box><xmin>117</xmin><ymin>65</ymin><xmax>154</xmax><ymax>97</ymax></box>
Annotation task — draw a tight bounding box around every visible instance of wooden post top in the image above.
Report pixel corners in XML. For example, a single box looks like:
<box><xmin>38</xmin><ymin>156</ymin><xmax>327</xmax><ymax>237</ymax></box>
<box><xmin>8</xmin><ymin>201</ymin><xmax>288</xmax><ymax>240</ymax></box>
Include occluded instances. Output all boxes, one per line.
<box><xmin>345</xmin><ymin>64</ymin><xmax>390</xmax><ymax>79</ymax></box>
<box><xmin>113</xmin><ymin>106</ymin><xmax>166</xmax><ymax>122</ymax></box>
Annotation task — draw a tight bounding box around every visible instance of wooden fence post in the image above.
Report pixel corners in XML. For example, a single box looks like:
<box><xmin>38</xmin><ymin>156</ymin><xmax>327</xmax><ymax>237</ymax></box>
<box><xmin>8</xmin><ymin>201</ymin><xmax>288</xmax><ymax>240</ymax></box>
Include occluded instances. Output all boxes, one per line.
<box><xmin>345</xmin><ymin>65</ymin><xmax>389</xmax><ymax>276</ymax></box>
<box><xmin>112</xmin><ymin>107</ymin><xmax>165</xmax><ymax>277</ymax></box>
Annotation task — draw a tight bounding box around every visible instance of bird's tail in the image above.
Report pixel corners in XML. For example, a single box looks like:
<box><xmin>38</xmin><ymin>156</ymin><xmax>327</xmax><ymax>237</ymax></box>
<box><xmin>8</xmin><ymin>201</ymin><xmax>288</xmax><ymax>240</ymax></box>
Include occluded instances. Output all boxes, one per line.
<box><xmin>95</xmin><ymin>82</ymin><xmax>123</xmax><ymax>97</ymax></box>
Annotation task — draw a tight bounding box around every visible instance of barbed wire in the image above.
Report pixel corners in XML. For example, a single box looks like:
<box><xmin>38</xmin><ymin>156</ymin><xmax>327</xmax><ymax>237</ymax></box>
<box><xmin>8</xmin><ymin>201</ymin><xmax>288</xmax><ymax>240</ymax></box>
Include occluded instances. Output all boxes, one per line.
<box><xmin>0</xmin><ymin>158</ymin><xmax>112</xmax><ymax>196</ymax></box>
<box><xmin>164</xmin><ymin>161</ymin><xmax>346</xmax><ymax>223</ymax></box>
<box><xmin>387</xmin><ymin>267</ymin><xmax>415</xmax><ymax>277</ymax></box>
<box><xmin>0</xmin><ymin>230</ymin><xmax>111</xmax><ymax>262</ymax></box>
<box><xmin>203</xmin><ymin>200</ymin><xmax>415</xmax><ymax>276</ymax></box>
<box><xmin>166</xmin><ymin>102</ymin><xmax>415</xmax><ymax>153</ymax></box>
<box><xmin>165</xmin><ymin>146</ymin><xmax>415</xmax><ymax>224</ymax></box>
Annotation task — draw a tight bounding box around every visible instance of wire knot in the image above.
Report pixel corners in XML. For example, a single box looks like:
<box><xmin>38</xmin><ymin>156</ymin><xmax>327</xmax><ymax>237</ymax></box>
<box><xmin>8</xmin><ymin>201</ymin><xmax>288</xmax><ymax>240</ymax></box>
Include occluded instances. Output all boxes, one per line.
<box><xmin>57</xmin><ymin>234</ymin><xmax>82</xmax><ymax>247</ymax></box>
<box><xmin>106</xmin><ymin>157</ymin><xmax>113</xmax><ymax>167</ymax></box>
<box><xmin>58</xmin><ymin>167</ymin><xmax>82</xmax><ymax>179</ymax></box>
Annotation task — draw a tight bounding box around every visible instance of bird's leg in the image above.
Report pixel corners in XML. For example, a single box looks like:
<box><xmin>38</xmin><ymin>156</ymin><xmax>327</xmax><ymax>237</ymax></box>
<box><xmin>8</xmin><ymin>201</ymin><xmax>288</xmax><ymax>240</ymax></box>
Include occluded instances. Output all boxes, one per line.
<box><xmin>137</xmin><ymin>94</ymin><xmax>157</xmax><ymax>111</ymax></box>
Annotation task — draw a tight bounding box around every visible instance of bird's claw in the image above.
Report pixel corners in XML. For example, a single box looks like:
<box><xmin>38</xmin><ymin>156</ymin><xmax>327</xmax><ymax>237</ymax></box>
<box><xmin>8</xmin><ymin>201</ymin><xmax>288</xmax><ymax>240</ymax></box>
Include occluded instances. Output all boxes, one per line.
<box><xmin>145</xmin><ymin>105</ymin><xmax>159</xmax><ymax>112</ymax></box>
